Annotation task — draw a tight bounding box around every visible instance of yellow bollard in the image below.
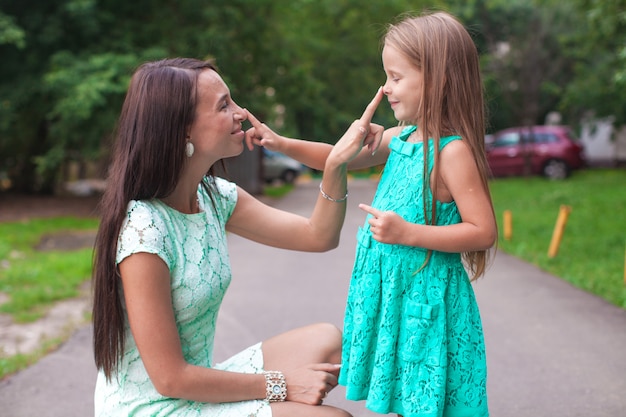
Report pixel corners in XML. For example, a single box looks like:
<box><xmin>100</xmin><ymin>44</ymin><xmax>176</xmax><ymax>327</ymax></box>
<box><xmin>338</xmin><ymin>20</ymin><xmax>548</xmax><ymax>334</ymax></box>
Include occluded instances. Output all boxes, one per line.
<box><xmin>503</xmin><ymin>210</ymin><xmax>513</xmax><ymax>241</ymax></box>
<box><xmin>548</xmin><ymin>205</ymin><xmax>572</xmax><ymax>258</ymax></box>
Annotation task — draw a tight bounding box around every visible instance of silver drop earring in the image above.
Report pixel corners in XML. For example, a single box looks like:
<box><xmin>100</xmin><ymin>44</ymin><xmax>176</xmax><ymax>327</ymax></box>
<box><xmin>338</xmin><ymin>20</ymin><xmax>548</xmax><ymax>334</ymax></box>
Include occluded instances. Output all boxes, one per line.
<box><xmin>185</xmin><ymin>141</ymin><xmax>195</xmax><ymax>158</ymax></box>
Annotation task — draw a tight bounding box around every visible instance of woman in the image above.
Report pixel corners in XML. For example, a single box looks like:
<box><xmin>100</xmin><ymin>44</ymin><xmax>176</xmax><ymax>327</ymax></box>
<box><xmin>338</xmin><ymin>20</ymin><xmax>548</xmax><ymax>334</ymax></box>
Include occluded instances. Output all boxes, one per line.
<box><xmin>91</xmin><ymin>57</ymin><xmax>383</xmax><ymax>416</ymax></box>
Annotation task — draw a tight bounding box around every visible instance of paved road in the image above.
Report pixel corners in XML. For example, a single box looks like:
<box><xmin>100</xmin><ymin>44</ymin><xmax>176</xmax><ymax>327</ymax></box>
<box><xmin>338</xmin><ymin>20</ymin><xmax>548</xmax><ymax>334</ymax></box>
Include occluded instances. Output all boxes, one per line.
<box><xmin>1</xmin><ymin>179</ymin><xmax>625</xmax><ymax>416</ymax></box>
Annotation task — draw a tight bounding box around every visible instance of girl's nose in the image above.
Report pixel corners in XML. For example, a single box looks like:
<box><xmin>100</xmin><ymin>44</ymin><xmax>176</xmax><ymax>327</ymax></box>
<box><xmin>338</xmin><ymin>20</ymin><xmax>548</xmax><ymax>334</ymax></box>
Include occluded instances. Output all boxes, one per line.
<box><xmin>382</xmin><ymin>82</ymin><xmax>391</xmax><ymax>95</ymax></box>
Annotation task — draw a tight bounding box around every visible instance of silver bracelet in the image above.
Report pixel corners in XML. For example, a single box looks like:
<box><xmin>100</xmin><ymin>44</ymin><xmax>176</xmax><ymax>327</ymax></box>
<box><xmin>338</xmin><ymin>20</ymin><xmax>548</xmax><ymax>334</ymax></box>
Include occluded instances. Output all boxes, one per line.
<box><xmin>319</xmin><ymin>183</ymin><xmax>348</xmax><ymax>203</ymax></box>
<box><xmin>263</xmin><ymin>370</ymin><xmax>287</xmax><ymax>402</ymax></box>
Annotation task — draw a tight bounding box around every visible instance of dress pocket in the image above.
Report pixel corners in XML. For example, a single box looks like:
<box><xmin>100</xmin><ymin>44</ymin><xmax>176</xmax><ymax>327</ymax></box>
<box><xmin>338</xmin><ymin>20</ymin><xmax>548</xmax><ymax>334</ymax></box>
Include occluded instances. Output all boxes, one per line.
<box><xmin>397</xmin><ymin>299</ymin><xmax>445</xmax><ymax>365</ymax></box>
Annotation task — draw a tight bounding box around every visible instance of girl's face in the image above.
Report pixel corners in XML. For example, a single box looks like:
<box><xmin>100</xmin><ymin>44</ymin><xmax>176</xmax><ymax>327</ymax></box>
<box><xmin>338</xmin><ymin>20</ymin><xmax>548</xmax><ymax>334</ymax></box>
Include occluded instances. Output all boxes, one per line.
<box><xmin>188</xmin><ymin>70</ymin><xmax>246</xmax><ymax>161</ymax></box>
<box><xmin>381</xmin><ymin>43</ymin><xmax>423</xmax><ymax>124</ymax></box>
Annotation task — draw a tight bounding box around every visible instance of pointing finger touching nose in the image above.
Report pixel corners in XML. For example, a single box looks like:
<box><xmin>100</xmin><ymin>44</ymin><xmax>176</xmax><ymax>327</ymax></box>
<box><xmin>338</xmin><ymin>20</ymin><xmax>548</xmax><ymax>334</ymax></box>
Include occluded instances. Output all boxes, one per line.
<box><xmin>359</xmin><ymin>87</ymin><xmax>384</xmax><ymax>126</ymax></box>
<box><xmin>245</xmin><ymin>109</ymin><xmax>265</xmax><ymax>129</ymax></box>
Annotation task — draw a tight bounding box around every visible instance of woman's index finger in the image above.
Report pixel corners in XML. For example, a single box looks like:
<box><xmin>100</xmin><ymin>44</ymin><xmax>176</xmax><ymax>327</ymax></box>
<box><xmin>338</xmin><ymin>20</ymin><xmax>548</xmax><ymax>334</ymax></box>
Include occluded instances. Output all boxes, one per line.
<box><xmin>359</xmin><ymin>87</ymin><xmax>384</xmax><ymax>123</ymax></box>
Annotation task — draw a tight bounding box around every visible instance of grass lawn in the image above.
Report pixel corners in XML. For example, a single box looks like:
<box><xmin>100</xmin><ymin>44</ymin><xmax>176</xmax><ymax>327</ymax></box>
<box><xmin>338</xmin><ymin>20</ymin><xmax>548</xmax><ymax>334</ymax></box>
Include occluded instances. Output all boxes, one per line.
<box><xmin>0</xmin><ymin>217</ymin><xmax>99</xmax><ymax>323</ymax></box>
<box><xmin>0</xmin><ymin>216</ymin><xmax>98</xmax><ymax>378</ymax></box>
<box><xmin>489</xmin><ymin>168</ymin><xmax>626</xmax><ymax>309</ymax></box>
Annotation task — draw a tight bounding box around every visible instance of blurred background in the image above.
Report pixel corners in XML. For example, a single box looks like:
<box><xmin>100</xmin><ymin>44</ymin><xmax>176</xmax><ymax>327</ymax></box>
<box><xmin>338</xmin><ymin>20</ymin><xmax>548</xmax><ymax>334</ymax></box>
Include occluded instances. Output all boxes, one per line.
<box><xmin>0</xmin><ymin>0</ymin><xmax>625</xmax><ymax>196</ymax></box>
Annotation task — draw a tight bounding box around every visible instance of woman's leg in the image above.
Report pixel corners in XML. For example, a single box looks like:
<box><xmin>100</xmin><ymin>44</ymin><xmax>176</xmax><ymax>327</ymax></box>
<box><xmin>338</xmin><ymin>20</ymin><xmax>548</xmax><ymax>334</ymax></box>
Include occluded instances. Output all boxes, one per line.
<box><xmin>262</xmin><ymin>322</ymin><xmax>342</xmax><ymax>370</ymax></box>
<box><xmin>271</xmin><ymin>401</ymin><xmax>352</xmax><ymax>417</ymax></box>
<box><xmin>262</xmin><ymin>323</ymin><xmax>351</xmax><ymax>417</ymax></box>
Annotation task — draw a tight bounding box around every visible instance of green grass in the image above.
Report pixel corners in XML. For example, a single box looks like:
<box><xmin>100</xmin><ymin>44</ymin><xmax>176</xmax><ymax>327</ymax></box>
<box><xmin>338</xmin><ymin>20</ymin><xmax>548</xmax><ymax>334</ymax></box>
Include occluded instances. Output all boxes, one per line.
<box><xmin>263</xmin><ymin>183</ymin><xmax>295</xmax><ymax>198</ymax></box>
<box><xmin>489</xmin><ymin>168</ymin><xmax>626</xmax><ymax>309</ymax></box>
<box><xmin>0</xmin><ymin>216</ymin><xmax>98</xmax><ymax>378</ymax></box>
<box><xmin>0</xmin><ymin>334</ymin><xmax>70</xmax><ymax>378</ymax></box>
<box><xmin>0</xmin><ymin>217</ymin><xmax>99</xmax><ymax>322</ymax></box>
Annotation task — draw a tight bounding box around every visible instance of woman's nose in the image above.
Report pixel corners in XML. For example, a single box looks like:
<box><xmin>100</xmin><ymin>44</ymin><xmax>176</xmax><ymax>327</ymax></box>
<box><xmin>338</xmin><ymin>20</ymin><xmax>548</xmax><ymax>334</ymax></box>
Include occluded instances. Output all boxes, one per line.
<box><xmin>234</xmin><ymin>104</ymin><xmax>246</xmax><ymax>121</ymax></box>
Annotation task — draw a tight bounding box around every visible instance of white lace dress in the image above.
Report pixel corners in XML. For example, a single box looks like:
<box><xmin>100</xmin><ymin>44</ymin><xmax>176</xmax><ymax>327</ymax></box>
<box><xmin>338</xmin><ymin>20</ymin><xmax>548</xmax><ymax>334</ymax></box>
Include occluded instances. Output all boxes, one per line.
<box><xmin>94</xmin><ymin>177</ymin><xmax>272</xmax><ymax>417</ymax></box>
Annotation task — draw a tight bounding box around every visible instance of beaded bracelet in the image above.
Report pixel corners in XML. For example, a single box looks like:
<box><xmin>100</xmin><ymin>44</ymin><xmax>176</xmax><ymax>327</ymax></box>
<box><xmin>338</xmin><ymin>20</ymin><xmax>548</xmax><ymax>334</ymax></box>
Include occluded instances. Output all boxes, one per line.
<box><xmin>263</xmin><ymin>371</ymin><xmax>287</xmax><ymax>402</ymax></box>
<box><xmin>319</xmin><ymin>183</ymin><xmax>348</xmax><ymax>203</ymax></box>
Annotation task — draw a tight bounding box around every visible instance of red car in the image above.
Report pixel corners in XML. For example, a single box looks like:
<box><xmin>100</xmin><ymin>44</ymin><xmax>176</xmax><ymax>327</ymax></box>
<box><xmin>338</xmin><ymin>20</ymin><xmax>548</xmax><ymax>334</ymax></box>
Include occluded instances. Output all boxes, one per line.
<box><xmin>486</xmin><ymin>125</ymin><xmax>585</xmax><ymax>179</ymax></box>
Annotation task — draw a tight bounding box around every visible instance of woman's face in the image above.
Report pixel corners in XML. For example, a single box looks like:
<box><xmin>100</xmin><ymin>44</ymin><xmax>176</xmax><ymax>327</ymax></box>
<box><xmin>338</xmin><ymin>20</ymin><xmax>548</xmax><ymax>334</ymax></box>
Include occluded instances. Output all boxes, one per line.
<box><xmin>381</xmin><ymin>43</ymin><xmax>423</xmax><ymax>124</ymax></box>
<box><xmin>188</xmin><ymin>70</ymin><xmax>246</xmax><ymax>161</ymax></box>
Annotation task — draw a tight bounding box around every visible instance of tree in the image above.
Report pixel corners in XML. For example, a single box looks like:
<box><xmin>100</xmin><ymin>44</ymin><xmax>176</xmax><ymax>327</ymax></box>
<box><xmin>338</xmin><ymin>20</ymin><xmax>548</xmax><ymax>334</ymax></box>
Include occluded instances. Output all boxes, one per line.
<box><xmin>454</xmin><ymin>0</ymin><xmax>581</xmax><ymax>132</ymax></box>
<box><xmin>0</xmin><ymin>0</ymin><xmax>423</xmax><ymax>193</ymax></box>
<box><xmin>560</xmin><ymin>0</ymin><xmax>626</xmax><ymax>126</ymax></box>
<box><xmin>0</xmin><ymin>0</ymin><xmax>276</xmax><ymax>193</ymax></box>
<box><xmin>2</xmin><ymin>0</ymin><xmax>620</xmax><ymax>194</ymax></box>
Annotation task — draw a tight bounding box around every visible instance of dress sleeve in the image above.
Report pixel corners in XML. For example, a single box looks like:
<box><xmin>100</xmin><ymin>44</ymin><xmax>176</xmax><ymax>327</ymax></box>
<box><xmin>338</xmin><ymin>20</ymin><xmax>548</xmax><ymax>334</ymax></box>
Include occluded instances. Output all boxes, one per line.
<box><xmin>116</xmin><ymin>200</ymin><xmax>174</xmax><ymax>269</ymax></box>
<box><xmin>211</xmin><ymin>177</ymin><xmax>238</xmax><ymax>221</ymax></box>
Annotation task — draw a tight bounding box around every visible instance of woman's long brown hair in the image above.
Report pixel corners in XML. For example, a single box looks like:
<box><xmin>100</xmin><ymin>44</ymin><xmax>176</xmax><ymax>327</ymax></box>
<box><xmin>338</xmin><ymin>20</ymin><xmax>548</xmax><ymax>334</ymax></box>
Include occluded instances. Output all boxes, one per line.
<box><xmin>92</xmin><ymin>58</ymin><xmax>219</xmax><ymax>380</ymax></box>
<box><xmin>384</xmin><ymin>12</ymin><xmax>495</xmax><ymax>280</ymax></box>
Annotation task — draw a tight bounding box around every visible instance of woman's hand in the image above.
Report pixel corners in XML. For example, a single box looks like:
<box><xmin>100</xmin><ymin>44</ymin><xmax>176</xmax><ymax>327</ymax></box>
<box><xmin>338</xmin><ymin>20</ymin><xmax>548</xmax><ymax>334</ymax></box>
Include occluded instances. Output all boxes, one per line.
<box><xmin>244</xmin><ymin>110</ymin><xmax>286</xmax><ymax>152</ymax></box>
<box><xmin>326</xmin><ymin>87</ymin><xmax>385</xmax><ymax>168</ymax></box>
<box><xmin>283</xmin><ymin>363</ymin><xmax>340</xmax><ymax>405</ymax></box>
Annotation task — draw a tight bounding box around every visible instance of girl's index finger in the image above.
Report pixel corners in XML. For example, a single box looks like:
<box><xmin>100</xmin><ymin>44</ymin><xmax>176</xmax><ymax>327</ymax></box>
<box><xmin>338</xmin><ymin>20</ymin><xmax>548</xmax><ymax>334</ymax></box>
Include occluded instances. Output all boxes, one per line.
<box><xmin>359</xmin><ymin>87</ymin><xmax>384</xmax><ymax>124</ymax></box>
<box><xmin>245</xmin><ymin>109</ymin><xmax>263</xmax><ymax>128</ymax></box>
<box><xmin>359</xmin><ymin>203</ymin><xmax>383</xmax><ymax>218</ymax></box>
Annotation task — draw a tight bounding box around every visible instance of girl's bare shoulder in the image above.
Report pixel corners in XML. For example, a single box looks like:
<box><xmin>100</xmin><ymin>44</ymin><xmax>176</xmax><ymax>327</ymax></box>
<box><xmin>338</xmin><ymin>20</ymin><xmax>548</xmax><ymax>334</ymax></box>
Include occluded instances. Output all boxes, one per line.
<box><xmin>384</xmin><ymin>125</ymin><xmax>404</xmax><ymax>138</ymax></box>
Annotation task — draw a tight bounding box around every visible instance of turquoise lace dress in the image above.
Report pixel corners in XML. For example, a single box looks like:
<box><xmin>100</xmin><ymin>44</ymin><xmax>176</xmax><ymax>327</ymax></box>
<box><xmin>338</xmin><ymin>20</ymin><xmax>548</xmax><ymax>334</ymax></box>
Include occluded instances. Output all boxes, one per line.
<box><xmin>338</xmin><ymin>126</ymin><xmax>489</xmax><ymax>417</ymax></box>
<box><xmin>94</xmin><ymin>177</ymin><xmax>271</xmax><ymax>417</ymax></box>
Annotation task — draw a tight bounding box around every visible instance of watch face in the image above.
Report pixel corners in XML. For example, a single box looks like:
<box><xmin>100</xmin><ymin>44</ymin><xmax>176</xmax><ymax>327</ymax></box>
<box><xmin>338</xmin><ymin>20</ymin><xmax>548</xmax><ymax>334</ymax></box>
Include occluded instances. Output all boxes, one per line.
<box><xmin>272</xmin><ymin>384</ymin><xmax>282</xmax><ymax>395</ymax></box>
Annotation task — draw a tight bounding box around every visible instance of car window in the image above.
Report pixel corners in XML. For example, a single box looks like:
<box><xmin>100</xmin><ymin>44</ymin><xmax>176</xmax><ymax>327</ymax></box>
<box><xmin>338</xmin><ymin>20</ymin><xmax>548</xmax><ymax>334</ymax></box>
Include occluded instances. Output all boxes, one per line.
<box><xmin>492</xmin><ymin>132</ymin><xmax>520</xmax><ymax>147</ymax></box>
<box><xmin>533</xmin><ymin>133</ymin><xmax>558</xmax><ymax>144</ymax></box>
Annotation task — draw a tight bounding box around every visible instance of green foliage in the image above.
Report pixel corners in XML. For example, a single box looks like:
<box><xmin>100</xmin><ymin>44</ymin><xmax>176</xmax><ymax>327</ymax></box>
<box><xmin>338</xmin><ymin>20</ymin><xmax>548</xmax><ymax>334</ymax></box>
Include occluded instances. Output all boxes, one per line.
<box><xmin>0</xmin><ymin>0</ymin><xmax>624</xmax><ymax>193</ymax></box>
<box><xmin>490</xmin><ymin>169</ymin><xmax>626</xmax><ymax>309</ymax></box>
<box><xmin>0</xmin><ymin>10</ymin><xmax>24</xmax><ymax>48</ymax></box>
<box><xmin>459</xmin><ymin>0</ymin><xmax>583</xmax><ymax>131</ymax></box>
<box><xmin>0</xmin><ymin>217</ymin><xmax>98</xmax><ymax>322</ymax></box>
<box><xmin>559</xmin><ymin>0</ymin><xmax>626</xmax><ymax>125</ymax></box>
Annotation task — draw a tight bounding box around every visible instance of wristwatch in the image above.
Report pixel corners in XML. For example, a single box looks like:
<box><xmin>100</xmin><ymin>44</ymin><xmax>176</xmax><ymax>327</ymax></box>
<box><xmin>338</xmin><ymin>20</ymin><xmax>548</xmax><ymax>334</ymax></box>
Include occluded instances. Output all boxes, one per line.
<box><xmin>263</xmin><ymin>371</ymin><xmax>287</xmax><ymax>402</ymax></box>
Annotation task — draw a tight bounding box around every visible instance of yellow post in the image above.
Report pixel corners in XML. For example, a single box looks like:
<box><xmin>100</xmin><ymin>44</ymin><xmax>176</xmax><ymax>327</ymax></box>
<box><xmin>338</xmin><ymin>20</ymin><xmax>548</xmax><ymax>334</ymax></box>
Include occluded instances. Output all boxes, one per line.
<box><xmin>548</xmin><ymin>205</ymin><xmax>572</xmax><ymax>258</ymax></box>
<box><xmin>503</xmin><ymin>210</ymin><xmax>513</xmax><ymax>241</ymax></box>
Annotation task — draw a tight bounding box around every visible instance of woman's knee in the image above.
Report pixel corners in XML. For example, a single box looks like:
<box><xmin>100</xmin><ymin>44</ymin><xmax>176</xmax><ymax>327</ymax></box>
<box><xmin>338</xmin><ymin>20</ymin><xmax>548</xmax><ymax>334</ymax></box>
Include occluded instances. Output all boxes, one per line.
<box><xmin>307</xmin><ymin>323</ymin><xmax>342</xmax><ymax>360</ymax></box>
<box><xmin>324</xmin><ymin>406</ymin><xmax>353</xmax><ymax>417</ymax></box>
<box><xmin>271</xmin><ymin>403</ymin><xmax>352</xmax><ymax>417</ymax></box>
<box><xmin>262</xmin><ymin>322</ymin><xmax>342</xmax><ymax>370</ymax></box>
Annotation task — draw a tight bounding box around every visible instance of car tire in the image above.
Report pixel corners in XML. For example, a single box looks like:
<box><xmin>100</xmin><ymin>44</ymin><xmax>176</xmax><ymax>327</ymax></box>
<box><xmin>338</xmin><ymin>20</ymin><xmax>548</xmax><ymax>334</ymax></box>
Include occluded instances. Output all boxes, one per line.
<box><xmin>281</xmin><ymin>170</ymin><xmax>298</xmax><ymax>184</ymax></box>
<box><xmin>542</xmin><ymin>159</ymin><xmax>570</xmax><ymax>180</ymax></box>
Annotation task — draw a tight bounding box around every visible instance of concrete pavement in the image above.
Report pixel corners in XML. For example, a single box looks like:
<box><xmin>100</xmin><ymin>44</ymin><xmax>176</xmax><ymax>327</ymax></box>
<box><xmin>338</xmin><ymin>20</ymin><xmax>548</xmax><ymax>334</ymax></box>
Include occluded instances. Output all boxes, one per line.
<box><xmin>1</xmin><ymin>178</ymin><xmax>625</xmax><ymax>416</ymax></box>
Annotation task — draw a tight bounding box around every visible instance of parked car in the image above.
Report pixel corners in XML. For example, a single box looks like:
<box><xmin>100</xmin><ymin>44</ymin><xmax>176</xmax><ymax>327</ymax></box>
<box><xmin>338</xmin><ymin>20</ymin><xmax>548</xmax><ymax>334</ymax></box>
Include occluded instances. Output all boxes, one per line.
<box><xmin>486</xmin><ymin>125</ymin><xmax>585</xmax><ymax>180</ymax></box>
<box><xmin>262</xmin><ymin>149</ymin><xmax>306</xmax><ymax>184</ymax></box>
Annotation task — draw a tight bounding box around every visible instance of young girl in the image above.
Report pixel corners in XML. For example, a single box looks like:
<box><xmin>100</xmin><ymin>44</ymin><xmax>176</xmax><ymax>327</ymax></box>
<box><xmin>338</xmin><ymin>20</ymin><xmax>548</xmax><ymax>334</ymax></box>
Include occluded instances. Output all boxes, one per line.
<box><xmin>245</xmin><ymin>11</ymin><xmax>497</xmax><ymax>417</ymax></box>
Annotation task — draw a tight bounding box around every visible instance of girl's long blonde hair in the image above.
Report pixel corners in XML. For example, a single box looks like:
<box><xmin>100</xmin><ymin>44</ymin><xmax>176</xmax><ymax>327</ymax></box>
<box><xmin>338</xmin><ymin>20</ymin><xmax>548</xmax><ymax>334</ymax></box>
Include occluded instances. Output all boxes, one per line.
<box><xmin>384</xmin><ymin>11</ymin><xmax>495</xmax><ymax>279</ymax></box>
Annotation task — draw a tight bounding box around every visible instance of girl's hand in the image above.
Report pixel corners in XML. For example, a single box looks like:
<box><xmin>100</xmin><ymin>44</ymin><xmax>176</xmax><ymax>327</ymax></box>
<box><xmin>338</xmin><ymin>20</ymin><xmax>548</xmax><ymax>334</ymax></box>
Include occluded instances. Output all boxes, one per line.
<box><xmin>360</xmin><ymin>204</ymin><xmax>407</xmax><ymax>245</ymax></box>
<box><xmin>327</xmin><ymin>88</ymin><xmax>385</xmax><ymax>167</ymax></box>
<box><xmin>283</xmin><ymin>363</ymin><xmax>340</xmax><ymax>405</ymax></box>
<box><xmin>244</xmin><ymin>110</ymin><xmax>285</xmax><ymax>152</ymax></box>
